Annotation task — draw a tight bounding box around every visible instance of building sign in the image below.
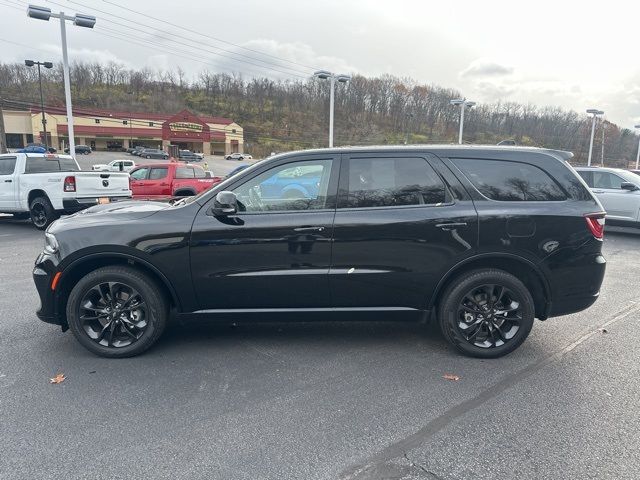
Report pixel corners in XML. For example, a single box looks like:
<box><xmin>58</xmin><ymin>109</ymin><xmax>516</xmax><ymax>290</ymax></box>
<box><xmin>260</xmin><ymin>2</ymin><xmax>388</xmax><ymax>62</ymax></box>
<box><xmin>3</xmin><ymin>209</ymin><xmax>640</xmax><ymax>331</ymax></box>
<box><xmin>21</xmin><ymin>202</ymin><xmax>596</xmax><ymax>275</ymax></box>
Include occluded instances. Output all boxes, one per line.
<box><xmin>169</xmin><ymin>122</ymin><xmax>203</xmax><ymax>133</ymax></box>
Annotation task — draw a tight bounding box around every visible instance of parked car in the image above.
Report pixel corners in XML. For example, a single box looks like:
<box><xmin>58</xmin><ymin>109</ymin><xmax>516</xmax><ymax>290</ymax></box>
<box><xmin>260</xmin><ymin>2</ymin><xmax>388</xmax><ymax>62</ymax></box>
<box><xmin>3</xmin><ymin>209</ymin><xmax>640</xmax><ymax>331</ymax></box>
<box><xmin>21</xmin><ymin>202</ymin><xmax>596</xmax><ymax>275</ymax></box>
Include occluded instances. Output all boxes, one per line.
<box><xmin>225</xmin><ymin>152</ymin><xmax>252</xmax><ymax>161</ymax></box>
<box><xmin>0</xmin><ymin>153</ymin><xmax>131</xmax><ymax>229</ymax></box>
<box><xmin>629</xmin><ymin>169</ymin><xmax>640</xmax><ymax>176</ymax></box>
<box><xmin>139</xmin><ymin>149</ymin><xmax>169</xmax><ymax>160</ymax></box>
<box><xmin>131</xmin><ymin>146</ymin><xmax>148</xmax><ymax>156</ymax></box>
<box><xmin>33</xmin><ymin>146</ymin><xmax>606</xmax><ymax>358</ymax></box>
<box><xmin>128</xmin><ymin>161</ymin><xmax>216</xmax><ymax>199</ymax></box>
<box><xmin>64</xmin><ymin>145</ymin><xmax>92</xmax><ymax>155</ymax></box>
<box><xmin>575</xmin><ymin>166</ymin><xmax>640</xmax><ymax>227</ymax></box>
<box><xmin>16</xmin><ymin>144</ymin><xmax>57</xmax><ymax>154</ymax></box>
<box><xmin>92</xmin><ymin>159</ymin><xmax>136</xmax><ymax>172</ymax></box>
<box><xmin>178</xmin><ymin>150</ymin><xmax>200</xmax><ymax>162</ymax></box>
<box><xmin>194</xmin><ymin>152</ymin><xmax>205</xmax><ymax>160</ymax></box>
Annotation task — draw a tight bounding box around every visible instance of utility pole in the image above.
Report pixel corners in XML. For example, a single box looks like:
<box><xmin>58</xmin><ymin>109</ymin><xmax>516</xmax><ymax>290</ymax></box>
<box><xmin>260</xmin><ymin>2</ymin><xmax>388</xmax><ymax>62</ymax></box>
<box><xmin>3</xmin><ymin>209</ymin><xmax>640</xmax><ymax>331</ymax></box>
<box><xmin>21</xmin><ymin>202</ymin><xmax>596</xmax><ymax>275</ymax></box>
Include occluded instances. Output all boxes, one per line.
<box><xmin>405</xmin><ymin>112</ymin><xmax>414</xmax><ymax>145</ymax></box>
<box><xmin>25</xmin><ymin>60</ymin><xmax>53</xmax><ymax>149</ymax></box>
<box><xmin>586</xmin><ymin>109</ymin><xmax>604</xmax><ymax>166</ymax></box>
<box><xmin>450</xmin><ymin>98</ymin><xmax>476</xmax><ymax>144</ymax></box>
<box><xmin>600</xmin><ymin>118</ymin><xmax>605</xmax><ymax>166</ymax></box>
<box><xmin>0</xmin><ymin>99</ymin><xmax>7</xmax><ymax>154</ymax></box>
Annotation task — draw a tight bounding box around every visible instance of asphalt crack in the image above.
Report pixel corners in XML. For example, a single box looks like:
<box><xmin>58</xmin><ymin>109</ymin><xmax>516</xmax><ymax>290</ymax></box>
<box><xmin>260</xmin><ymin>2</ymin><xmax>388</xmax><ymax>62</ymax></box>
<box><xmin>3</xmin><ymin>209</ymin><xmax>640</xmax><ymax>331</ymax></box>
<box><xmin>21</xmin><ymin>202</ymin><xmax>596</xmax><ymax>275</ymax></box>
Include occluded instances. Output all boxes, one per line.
<box><xmin>340</xmin><ymin>301</ymin><xmax>640</xmax><ymax>479</ymax></box>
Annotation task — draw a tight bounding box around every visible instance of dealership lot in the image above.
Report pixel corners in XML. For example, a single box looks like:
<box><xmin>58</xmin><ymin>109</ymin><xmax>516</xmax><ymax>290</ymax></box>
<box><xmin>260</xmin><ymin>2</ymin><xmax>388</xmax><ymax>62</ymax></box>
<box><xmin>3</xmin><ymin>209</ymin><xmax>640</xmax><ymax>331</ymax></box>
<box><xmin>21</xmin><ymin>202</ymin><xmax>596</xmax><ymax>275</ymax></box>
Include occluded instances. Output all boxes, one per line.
<box><xmin>0</xmin><ymin>221</ymin><xmax>639</xmax><ymax>479</ymax></box>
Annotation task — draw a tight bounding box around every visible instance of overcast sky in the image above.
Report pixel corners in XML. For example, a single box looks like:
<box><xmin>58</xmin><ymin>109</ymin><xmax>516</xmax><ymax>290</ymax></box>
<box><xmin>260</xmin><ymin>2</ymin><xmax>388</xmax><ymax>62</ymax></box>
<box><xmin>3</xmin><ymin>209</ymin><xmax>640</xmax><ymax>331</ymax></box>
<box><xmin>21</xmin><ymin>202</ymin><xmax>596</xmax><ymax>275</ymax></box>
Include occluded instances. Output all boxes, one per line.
<box><xmin>2</xmin><ymin>0</ymin><xmax>639</xmax><ymax>127</ymax></box>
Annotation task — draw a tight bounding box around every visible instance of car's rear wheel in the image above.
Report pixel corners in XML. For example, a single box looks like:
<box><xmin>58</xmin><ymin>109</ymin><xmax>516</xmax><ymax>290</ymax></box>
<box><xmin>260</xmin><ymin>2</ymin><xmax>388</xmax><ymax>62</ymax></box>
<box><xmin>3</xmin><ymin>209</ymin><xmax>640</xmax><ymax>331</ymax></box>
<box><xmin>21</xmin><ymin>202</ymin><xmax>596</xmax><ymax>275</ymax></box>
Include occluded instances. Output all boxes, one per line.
<box><xmin>145</xmin><ymin>155</ymin><xmax>151</xmax><ymax>159</ymax></box>
<box><xmin>438</xmin><ymin>269</ymin><xmax>535</xmax><ymax>358</ymax></box>
<box><xmin>29</xmin><ymin>196</ymin><xmax>57</xmax><ymax>230</ymax></box>
<box><xmin>66</xmin><ymin>266</ymin><xmax>168</xmax><ymax>358</ymax></box>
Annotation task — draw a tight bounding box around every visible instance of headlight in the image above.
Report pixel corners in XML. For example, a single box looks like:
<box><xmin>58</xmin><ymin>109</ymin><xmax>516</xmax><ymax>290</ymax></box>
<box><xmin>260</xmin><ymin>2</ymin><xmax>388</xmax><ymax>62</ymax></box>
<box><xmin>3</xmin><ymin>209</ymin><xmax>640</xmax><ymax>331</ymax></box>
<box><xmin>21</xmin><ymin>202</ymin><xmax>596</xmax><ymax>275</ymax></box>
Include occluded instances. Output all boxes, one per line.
<box><xmin>44</xmin><ymin>232</ymin><xmax>59</xmax><ymax>254</ymax></box>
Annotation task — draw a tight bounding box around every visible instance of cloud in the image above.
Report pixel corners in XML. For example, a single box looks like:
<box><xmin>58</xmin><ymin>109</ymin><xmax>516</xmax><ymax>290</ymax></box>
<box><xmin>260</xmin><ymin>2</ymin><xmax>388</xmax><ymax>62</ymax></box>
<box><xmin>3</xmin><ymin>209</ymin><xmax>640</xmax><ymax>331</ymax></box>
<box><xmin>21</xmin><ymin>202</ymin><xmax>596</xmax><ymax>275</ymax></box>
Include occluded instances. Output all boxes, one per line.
<box><xmin>460</xmin><ymin>58</ymin><xmax>514</xmax><ymax>78</ymax></box>
<box><xmin>39</xmin><ymin>43</ymin><xmax>130</xmax><ymax>67</ymax></box>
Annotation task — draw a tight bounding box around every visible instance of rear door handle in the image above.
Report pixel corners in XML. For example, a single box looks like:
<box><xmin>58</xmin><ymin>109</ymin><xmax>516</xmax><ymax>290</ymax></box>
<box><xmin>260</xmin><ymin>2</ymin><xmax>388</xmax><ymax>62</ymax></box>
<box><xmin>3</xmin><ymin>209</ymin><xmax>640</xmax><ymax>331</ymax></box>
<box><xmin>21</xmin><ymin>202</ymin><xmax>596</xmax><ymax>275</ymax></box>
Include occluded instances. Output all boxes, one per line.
<box><xmin>4</xmin><ymin>179</ymin><xmax>11</xmax><ymax>183</ymax></box>
<box><xmin>436</xmin><ymin>222</ymin><xmax>467</xmax><ymax>231</ymax></box>
<box><xmin>294</xmin><ymin>226</ymin><xmax>325</xmax><ymax>232</ymax></box>
<box><xmin>592</xmin><ymin>190</ymin><xmax>605</xmax><ymax>194</ymax></box>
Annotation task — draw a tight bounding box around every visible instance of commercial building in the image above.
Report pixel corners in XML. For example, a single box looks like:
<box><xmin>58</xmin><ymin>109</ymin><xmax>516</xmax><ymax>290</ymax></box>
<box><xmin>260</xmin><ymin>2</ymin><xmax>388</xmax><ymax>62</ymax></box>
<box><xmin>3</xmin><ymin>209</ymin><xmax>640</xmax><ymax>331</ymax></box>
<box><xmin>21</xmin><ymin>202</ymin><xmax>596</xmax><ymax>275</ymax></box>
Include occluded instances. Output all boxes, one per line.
<box><xmin>2</xmin><ymin>107</ymin><xmax>244</xmax><ymax>155</ymax></box>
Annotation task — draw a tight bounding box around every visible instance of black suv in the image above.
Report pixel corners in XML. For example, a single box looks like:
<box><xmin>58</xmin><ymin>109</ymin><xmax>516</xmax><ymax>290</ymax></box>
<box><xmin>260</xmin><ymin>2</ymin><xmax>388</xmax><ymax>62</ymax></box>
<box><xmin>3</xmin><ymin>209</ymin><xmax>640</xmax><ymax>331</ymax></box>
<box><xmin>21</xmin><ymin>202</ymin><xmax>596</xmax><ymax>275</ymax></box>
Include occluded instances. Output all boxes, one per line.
<box><xmin>64</xmin><ymin>145</ymin><xmax>92</xmax><ymax>154</ymax></box>
<box><xmin>33</xmin><ymin>146</ymin><xmax>606</xmax><ymax>358</ymax></box>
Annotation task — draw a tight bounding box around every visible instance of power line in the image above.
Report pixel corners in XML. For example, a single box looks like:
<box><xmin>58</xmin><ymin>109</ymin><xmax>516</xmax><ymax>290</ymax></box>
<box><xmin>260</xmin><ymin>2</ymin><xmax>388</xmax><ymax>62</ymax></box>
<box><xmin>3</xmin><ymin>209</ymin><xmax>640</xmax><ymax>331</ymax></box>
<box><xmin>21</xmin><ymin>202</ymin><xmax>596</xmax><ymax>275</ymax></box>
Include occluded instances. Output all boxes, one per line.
<box><xmin>38</xmin><ymin>0</ymin><xmax>313</xmax><ymax>79</ymax></box>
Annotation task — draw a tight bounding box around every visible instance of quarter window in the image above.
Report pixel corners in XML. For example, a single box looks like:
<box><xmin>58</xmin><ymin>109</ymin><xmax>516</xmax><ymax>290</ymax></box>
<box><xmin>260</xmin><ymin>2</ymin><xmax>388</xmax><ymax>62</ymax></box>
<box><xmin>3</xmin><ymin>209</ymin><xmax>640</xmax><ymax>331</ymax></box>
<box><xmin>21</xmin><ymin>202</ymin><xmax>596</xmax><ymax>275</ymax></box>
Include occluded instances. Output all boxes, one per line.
<box><xmin>452</xmin><ymin>158</ymin><xmax>566</xmax><ymax>201</ymax></box>
<box><xmin>341</xmin><ymin>157</ymin><xmax>448</xmax><ymax>208</ymax></box>
<box><xmin>233</xmin><ymin>159</ymin><xmax>333</xmax><ymax>212</ymax></box>
<box><xmin>0</xmin><ymin>157</ymin><xmax>17</xmax><ymax>175</ymax></box>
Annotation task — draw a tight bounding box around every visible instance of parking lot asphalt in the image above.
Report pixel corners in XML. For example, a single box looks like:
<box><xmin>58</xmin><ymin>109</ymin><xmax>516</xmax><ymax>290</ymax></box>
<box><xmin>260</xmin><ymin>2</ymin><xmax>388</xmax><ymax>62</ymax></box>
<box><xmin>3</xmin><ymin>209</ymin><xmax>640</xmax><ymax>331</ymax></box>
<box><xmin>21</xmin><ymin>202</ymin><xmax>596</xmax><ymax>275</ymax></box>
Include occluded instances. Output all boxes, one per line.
<box><xmin>0</xmin><ymin>221</ymin><xmax>639</xmax><ymax>480</ymax></box>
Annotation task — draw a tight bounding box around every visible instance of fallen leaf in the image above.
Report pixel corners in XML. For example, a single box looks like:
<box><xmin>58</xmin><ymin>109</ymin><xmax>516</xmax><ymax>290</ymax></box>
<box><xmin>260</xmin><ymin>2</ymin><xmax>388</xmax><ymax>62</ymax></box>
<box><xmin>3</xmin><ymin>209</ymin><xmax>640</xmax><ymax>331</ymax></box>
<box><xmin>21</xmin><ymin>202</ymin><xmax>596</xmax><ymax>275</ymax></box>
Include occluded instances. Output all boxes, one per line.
<box><xmin>598</xmin><ymin>328</ymin><xmax>608</xmax><ymax>334</ymax></box>
<box><xmin>443</xmin><ymin>373</ymin><xmax>461</xmax><ymax>381</ymax></box>
<box><xmin>50</xmin><ymin>373</ymin><xmax>66</xmax><ymax>384</ymax></box>
<box><xmin>605</xmin><ymin>392</ymin><xmax>612</xmax><ymax>397</ymax></box>
<box><xmin>88</xmin><ymin>371</ymin><xmax>96</xmax><ymax>374</ymax></box>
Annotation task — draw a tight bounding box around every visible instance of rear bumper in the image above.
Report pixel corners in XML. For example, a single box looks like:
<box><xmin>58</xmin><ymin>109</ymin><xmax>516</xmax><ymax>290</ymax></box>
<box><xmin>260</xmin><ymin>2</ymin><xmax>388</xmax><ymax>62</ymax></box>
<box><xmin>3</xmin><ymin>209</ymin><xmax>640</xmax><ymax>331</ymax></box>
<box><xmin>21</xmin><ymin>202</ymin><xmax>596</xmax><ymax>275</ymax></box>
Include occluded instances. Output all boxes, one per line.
<box><xmin>62</xmin><ymin>196</ymin><xmax>130</xmax><ymax>212</ymax></box>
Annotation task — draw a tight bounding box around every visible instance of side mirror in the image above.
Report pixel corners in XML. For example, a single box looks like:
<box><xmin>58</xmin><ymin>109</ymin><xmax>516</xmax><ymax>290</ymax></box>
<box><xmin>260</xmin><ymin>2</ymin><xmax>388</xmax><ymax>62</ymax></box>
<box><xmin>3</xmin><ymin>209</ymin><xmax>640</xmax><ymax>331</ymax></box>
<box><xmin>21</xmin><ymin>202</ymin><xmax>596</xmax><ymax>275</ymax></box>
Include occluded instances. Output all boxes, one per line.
<box><xmin>211</xmin><ymin>191</ymin><xmax>238</xmax><ymax>216</ymax></box>
<box><xmin>621</xmin><ymin>182</ymin><xmax>639</xmax><ymax>191</ymax></box>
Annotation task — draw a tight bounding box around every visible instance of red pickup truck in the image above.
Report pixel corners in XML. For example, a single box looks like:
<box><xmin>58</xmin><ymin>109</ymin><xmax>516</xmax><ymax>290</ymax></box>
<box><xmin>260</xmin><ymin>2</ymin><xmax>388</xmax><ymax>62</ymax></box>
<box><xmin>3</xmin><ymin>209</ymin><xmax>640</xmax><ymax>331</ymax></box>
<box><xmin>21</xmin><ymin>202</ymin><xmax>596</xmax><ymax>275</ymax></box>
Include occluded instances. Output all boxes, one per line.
<box><xmin>128</xmin><ymin>162</ymin><xmax>218</xmax><ymax>199</ymax></box>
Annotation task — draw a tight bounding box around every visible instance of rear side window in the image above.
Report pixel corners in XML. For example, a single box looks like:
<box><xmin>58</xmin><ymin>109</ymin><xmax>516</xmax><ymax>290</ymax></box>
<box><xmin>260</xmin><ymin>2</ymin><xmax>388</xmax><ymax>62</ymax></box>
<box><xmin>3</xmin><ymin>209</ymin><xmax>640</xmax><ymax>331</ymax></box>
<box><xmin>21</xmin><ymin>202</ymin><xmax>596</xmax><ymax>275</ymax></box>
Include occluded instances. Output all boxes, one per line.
<box><xmin>25</xmin><ymin>157</ymin><xmax>79</xmax><ymax>173</ymax></box>
<box><xmin>452</xmin><ymin>158</ymin><xmax>566</xmax><ymax>201</ymax></box>
<box><xmin>176</xmin><ymin>167</ymin><xmax>195</xmax><ymax>179</ymax></box>
<box><xmin>0</xmin><ymin>157</ymin><xmax>17</xmax><ymax>175</ymax></box>
<box><xmin>593</xmin><ymin>171</ymin><xmax>625</xmax><ymax>189</ymax></box>
<box><xmin>342</xmin><ymin>157</ymin><xmax>448</xmax><ymax>208</ymax></box>
<box><xmin>149</xmin><ymin>167</ymin><xmax>168</xmax><ymax>180</ymax></box>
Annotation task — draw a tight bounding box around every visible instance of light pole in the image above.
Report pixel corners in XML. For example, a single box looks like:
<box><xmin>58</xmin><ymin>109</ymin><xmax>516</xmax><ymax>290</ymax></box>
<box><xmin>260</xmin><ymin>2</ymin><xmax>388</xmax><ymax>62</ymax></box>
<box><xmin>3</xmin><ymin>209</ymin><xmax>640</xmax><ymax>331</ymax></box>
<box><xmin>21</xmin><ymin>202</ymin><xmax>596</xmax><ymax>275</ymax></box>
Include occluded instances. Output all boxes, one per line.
<box><xmin>586</xmin><ymin>109</ymin><xmax>604</xmax><ymax>166</ymax></box>
<box><xmin>404</xmin><ymin>112</ymin><xmax>414</xmax><ymax>145</ymax></box>
<box><xmin>314</xmin><ymin>70</ymin><xmax>351</xmax><ymax>148</ymax></box>
<box><xmin>450</xmin><ymin>98</ymin><xmax>476</xmax><ymax>144</ymax></box>
<box><xmin>27</xmin><ymin>5</ymin><xmax>96</xmax><ymax>158</ymax></box>
<box><xmin>24</xmin><ymin>59</ymin><xmax>53</xmax><ymax>149</ymax></box>
<box><xmin>635</xmin><ymin>125</ymin><xmax>640</xmax><ymax>170</ymax></box>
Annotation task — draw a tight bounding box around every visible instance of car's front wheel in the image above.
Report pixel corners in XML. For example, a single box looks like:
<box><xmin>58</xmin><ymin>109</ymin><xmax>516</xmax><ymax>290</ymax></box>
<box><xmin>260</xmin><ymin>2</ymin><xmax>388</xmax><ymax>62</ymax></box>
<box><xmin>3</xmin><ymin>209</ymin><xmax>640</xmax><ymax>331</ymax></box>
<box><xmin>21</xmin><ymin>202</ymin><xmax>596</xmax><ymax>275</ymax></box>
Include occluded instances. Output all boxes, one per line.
<box><xmin>438</xmin><ymin>269</ymin><xmax>535</xmax><ymax>358</ymax></box>
<box><xmin>66</xmin><ymin>266</ymin><xmax>168</xmax><ymax>358</ymax></box>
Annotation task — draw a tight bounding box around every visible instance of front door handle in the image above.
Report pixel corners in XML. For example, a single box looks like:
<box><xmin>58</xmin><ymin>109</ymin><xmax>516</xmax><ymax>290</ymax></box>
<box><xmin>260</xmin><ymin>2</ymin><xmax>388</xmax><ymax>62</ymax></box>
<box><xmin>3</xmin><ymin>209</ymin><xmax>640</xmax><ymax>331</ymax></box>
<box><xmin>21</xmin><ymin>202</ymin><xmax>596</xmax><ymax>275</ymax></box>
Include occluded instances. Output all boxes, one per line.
<box><xmin>294</xmin><ymin>226</ymin><xmax>325</xmax><ymax>233</ymax></box>
<box><xmin>436</xmin><ymin>222</ymin><xmax>468</xmax><ymax>231</ymax></box>
<box><xmin>592</xmin><ymin>190</ymin><xmax>605</xmax><ymax>194</ymax></box>
<box><xmin>4</xmin><ymin>179</ymin><xmax>12</xmax><ymax>183</ymax></box>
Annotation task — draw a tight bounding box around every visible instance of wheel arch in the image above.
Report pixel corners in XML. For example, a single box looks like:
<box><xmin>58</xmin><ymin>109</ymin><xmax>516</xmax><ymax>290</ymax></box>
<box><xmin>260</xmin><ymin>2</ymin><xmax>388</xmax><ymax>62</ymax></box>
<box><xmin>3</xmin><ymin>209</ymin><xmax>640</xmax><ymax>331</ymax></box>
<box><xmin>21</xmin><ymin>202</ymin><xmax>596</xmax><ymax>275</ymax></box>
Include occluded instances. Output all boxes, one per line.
<box><xmin>430</xmin><ymin>254</ymin><xmax>551</xmax><ymax>320</ymax></box>
<box><xmin>28</xmin><ymin>189</ymin><xmax>50</xmax><ymax>206</ymax></box>
<box><xmin>173</xmin><ymin>188</ymin><xmax>196</xmax><ymax>197</ymax></box>
<box><xmin>55</xmin><ymin>252</ymin><xmax>182</xmax><ymax>325</ymax></box>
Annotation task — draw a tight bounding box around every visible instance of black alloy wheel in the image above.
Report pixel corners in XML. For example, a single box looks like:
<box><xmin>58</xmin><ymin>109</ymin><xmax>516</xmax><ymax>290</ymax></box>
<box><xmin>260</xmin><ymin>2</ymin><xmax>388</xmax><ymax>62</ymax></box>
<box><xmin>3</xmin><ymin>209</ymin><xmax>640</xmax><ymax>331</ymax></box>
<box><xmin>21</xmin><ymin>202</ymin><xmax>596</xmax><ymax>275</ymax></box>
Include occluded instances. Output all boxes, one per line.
<box><xmin>29</xmin><ymin>196</ymin><xmax>57</xmax><ymax>230</ymax></box>
<box><xmin>67</xmin><ymin>266</ymin><xmax>168</xmax><ymax>357</ymax></box>
<box><xmin>438</xmin><ymin>269</ymin><xmax>535</xmax><ymax>358</ymax></box>
<box><xmin>78</xmin><ymin>281</ymin><xmax>148</xmax><ymax>348</ymax></box>
<box><xmin>456</xmin><ymin>284</ymin><xmax>522</xmax><ymax>348</ymax></box>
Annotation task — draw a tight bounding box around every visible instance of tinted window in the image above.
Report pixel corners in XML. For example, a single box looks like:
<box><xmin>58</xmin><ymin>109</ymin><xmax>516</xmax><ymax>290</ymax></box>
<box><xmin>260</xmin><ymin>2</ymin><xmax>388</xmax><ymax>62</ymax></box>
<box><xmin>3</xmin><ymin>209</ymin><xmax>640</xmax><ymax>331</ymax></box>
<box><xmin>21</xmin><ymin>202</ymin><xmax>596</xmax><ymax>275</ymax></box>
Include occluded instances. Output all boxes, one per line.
<box><xmin>176</xmin><ymin>167</ymin><xmax>195</xmax><ymax>179</ymax></box>
<box><xmin>24</xmin><ymin>157</ymin><xmax>79</xmax><ymax>173</ymax></box>
<box><xmin>0</xmin><ymin>157</ymin><xmax>17</xmax><ymax>175</ymax></box>
<box><xmin>342</xmin><ymin>157</ymin><xmax>447</xmax><ymax>208</ymax></box>
<box><xmin>593</xmin><ymin>171</ymin><xmax>625</xmax><ymax>189</ymax></box>
<box><xmin>149</xmin><ymin>167</ymin><xmax>168</xmax><ymax>180</ymax></box>
<box><xmin>130</xmin><ymin>168</ymin><xmax>149</xmax><ymax>180</ymax></box>
<box><xmin>233</xmin><ymin>159</ymin><xmax>333</xmax><ymax>212</ymax></box>
<box><xmin>453</xmin><ymin>158</ymin><xmax>566</xmax><ymax>201</ymax></box>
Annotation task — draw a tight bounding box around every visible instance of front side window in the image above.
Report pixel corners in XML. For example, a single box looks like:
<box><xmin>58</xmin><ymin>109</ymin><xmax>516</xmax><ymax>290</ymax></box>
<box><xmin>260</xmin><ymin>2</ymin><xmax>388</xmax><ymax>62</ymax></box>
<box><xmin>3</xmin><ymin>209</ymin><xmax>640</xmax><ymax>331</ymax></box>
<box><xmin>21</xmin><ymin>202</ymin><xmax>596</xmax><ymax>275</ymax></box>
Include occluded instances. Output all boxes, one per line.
<box><xmin>341</xmin><ymin>157</ymin><xmax>448</xmax><ymax>208</ymax></box>
<box><xmin>193</xmin><ymin>167</ymin><xmax>206</xmax><ymax>178</ymax></box>
<box><xmin>130</xmin><ymin>168</ymin><xmax>149</xmax><ymax>180</ymax></box>
<box><xmin>149</xmin><ymin>167</ymin><xmax>168</xmax><ymax>180</ymax></box>
<box><xmin>233</xmin><ymin>159</ymin><xmax>333</xmax><ymax>212</ymax></box>
<box><xmin>453</xmin><ymin>158</ymin><xmax>567</xmax><ymax>201</ymax></box>
<box><xmin>593</xmin><ymin>171</ymin><xmax>625</xmax><ymax>189</ymax></box>
<box><xmin>0</xmin><ymin>157</ymin><xmax>17</xmax><ymax>175</ymax></box>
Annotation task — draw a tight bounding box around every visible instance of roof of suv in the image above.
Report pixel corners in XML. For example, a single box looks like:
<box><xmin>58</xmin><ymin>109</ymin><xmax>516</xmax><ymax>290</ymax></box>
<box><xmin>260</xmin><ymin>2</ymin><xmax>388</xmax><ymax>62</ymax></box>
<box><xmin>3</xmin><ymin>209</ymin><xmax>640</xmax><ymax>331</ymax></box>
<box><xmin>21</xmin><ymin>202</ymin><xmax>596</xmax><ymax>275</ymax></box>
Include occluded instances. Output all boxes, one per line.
<box><xmin>270</xmin><ymin>144</ymin><xmax>574</xmax><ymax>161</ymax></box>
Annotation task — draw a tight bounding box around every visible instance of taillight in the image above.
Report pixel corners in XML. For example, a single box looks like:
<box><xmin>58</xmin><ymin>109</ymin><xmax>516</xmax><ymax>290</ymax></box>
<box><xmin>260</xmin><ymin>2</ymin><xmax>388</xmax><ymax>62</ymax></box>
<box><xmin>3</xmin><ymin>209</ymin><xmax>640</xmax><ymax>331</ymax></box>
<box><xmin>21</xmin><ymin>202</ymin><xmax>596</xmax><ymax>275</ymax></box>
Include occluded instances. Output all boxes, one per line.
<box><xmin>63</xmin><ymin>175</ymin><xmax>76</xmax><ymax>192</ymax></box>
<box><xmin>584</xmin><ymin>212</ymin><xmax>605</xmax><ymax>240</ymax></box>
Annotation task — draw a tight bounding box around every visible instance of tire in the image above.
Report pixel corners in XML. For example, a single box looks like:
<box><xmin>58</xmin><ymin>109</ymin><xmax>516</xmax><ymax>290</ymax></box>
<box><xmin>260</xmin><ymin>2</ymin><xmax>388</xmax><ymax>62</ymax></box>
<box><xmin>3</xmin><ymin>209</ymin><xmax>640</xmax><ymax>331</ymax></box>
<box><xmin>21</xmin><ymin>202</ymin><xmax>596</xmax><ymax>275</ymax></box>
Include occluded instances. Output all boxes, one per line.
<box><xmin>84</xmin><ymin>151</ymin><xmax>90</xmax><ymax>155</ymax></box>
<box><xmin>163</xmin><ymin>156</ymin><xmax>168</xmax><ymax>160</ymax></box>
<box><xmin>29</xmin><ymin>196</ymin><xmax>58</xmax><ymax>230</ymax></box>
<box><xmin>438</xmin><ymin>269</ymin><xmax>535</xmax><ymax>358</ymax></box>
<box><xmin>174</xmin><ymin>190</ymin><xmax>195</xmax><ymax>197</ymax></box>
<box><xmin>145</xmin><ymin>155</ymin><xmax>151</xmax><ymax>159</ymax></box>
<box><xmin>66</xmin><ymin>266</ymin><xmax>168</xmax><ymax>358</ymax></box>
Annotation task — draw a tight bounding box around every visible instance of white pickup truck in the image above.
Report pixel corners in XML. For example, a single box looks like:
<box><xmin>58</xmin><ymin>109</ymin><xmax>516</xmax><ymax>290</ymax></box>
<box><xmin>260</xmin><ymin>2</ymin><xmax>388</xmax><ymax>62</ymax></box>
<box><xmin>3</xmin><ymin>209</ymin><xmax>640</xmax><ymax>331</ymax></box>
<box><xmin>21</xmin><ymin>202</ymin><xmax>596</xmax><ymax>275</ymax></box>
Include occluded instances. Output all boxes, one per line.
<box><xmin>91</xmin><ymin>159</ymin><xmax>136</xmax><ymax>172</ymax></box>
<box><xmin>0</xmin><ymin>153</ymin><xmax>132</xmax><ymax>229</ymax></box>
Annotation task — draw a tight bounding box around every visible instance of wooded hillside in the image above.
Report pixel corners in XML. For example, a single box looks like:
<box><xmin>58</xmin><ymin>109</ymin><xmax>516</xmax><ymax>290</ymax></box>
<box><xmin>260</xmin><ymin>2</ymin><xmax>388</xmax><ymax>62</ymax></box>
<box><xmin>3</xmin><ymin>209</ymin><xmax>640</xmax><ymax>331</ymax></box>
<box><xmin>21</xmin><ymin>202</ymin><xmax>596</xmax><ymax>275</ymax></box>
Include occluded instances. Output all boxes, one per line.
<box><xmin>1</xmin><ymin>61</ymin><xmax>636</xmax><ymax>164</ymax></box>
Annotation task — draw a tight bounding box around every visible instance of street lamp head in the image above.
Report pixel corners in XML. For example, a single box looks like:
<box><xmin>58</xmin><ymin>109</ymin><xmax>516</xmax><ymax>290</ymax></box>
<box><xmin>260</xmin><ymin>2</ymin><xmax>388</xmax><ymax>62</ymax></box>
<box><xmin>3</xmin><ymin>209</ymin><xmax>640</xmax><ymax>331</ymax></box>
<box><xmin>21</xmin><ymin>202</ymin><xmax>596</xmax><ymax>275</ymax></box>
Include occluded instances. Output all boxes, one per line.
<box><xmin>313</xmin><ymin>70</ymin><xmax>332</xmax><ymax>80</ymax></box>
<box><xmin>43</xmin><ymin>62</ymin><xmax>53</xmax><ymax>69</ymax></box>
<box><xmin>27</xmin><ymin>4</ymin><xmax>51</xmax><ymax>21</ymax></box>
<box><xmin>336</xmin><ymin>74</ymin><xmax>351</xmax><ymax>83</ymax></box>
<box><xmin>587</xmin><ymin>109</ymin><xmax>604</xmax><ymax>115</ymax></box>
<box><xmin>450</xmin><ymin>99</ymin><xmax>464</xmax><ymax>106</ymax></box>
<box><xmin>74</xmin><ymin>13</ymin><xmax>96</xmax><ymax>28</ymax></box>
<box><xmin>465</xmin><ymin>101</ymin><xmax>476</xmax><ymax>108</ymax></box>
<box><xmin>24</xmin><ymin>60</ymin><xmax>35</xmax><ymax>67</ymax></box>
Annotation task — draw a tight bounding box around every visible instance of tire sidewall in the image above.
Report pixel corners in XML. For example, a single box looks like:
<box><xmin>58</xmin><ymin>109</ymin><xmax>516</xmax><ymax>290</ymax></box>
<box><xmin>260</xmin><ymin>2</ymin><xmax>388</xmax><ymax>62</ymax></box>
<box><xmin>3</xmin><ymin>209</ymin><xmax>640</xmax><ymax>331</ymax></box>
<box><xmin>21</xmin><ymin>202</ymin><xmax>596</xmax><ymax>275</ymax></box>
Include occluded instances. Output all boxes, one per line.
<box><xmin>66</xmin><ymin>266</ymin><xmax>167</xmax><ymax>358</ymax></box>
<box><xmin>438</xmin><ymin>269</ymin><xmax>535</xmax><ymax>358</ymax></box>
<box><xmin>29</xmin><ymin>196</ymin><xmax>56</xmax><ymax>230</ymax></box>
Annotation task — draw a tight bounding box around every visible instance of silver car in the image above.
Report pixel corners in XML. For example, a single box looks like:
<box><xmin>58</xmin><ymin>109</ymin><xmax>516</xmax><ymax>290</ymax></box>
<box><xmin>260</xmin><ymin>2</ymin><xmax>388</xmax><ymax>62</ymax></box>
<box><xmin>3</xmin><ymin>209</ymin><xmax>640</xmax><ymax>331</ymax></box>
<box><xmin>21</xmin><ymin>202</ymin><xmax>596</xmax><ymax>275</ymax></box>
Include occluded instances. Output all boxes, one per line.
<box><xmin>575</xmin><ymin>166</ymin><xmax>640</xmax><ymax>227</ymax></box>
